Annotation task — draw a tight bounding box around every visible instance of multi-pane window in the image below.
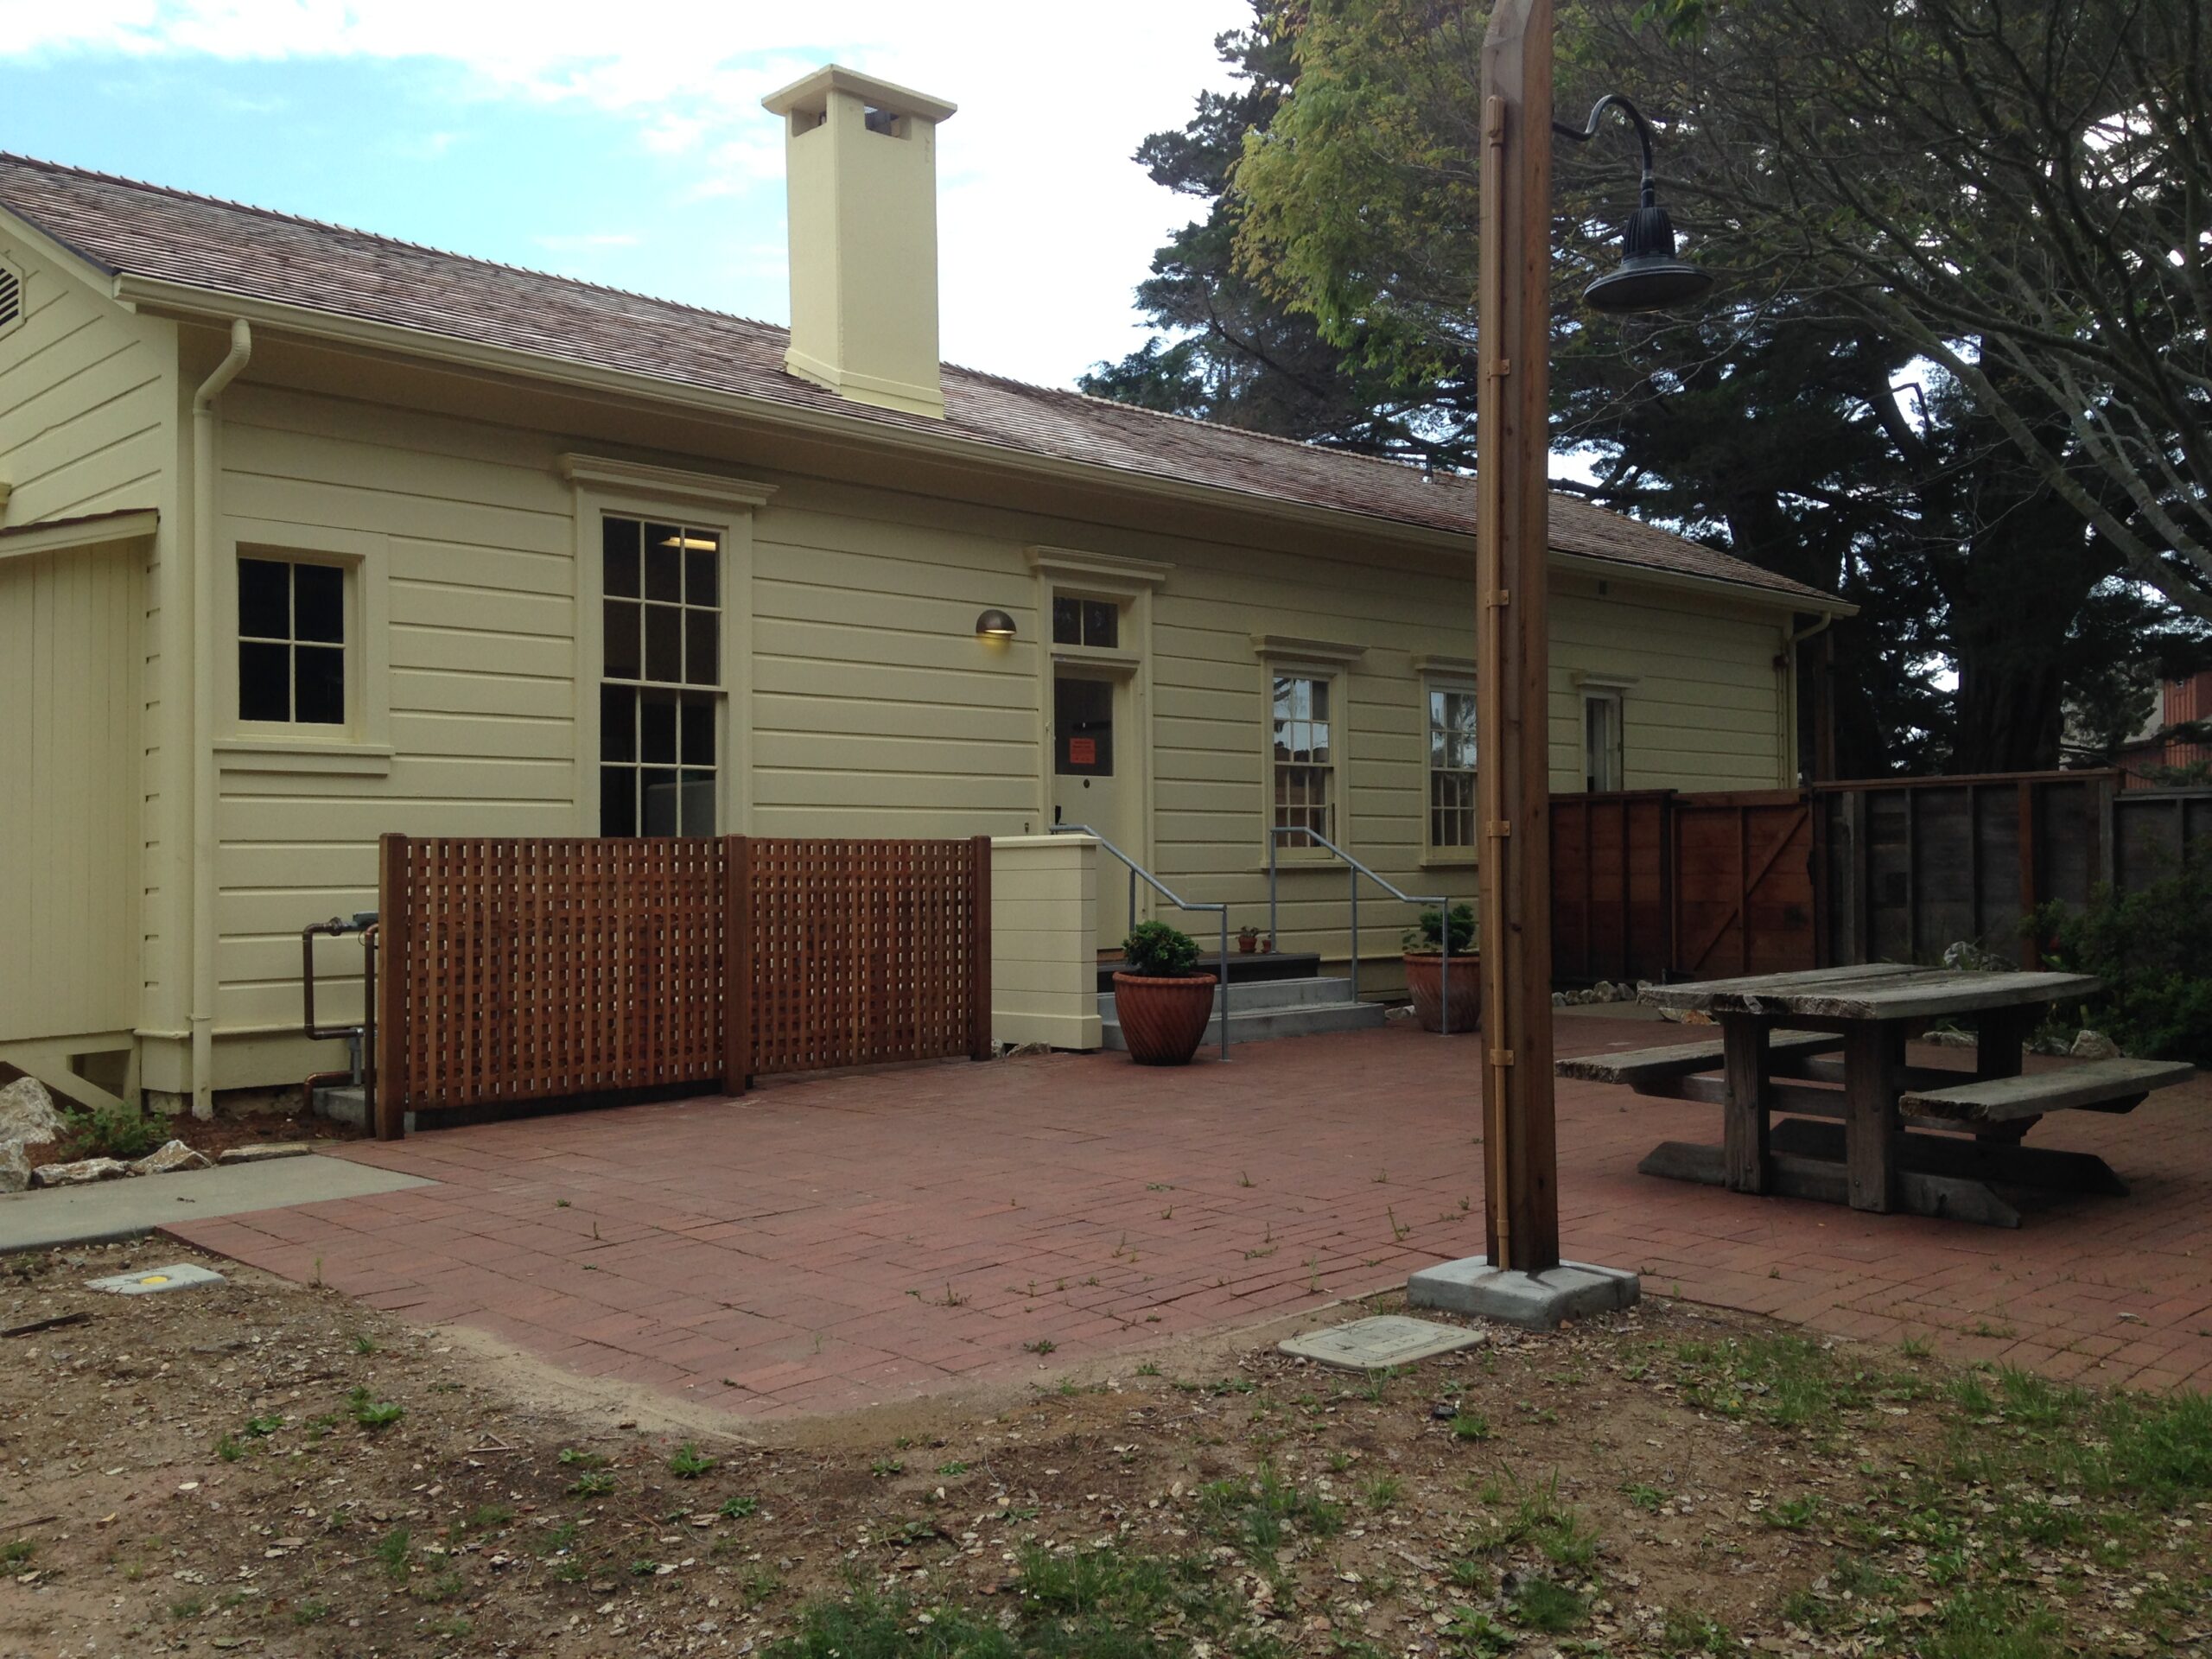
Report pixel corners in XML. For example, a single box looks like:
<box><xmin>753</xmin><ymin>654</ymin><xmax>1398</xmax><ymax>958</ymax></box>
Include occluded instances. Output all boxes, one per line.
<box><xmin>1271</xmin><ymin>673</ymin><xmax>1334</xmax><ymax>845</ymax></box>
<box><xmin>1427</xmin><ymin>683</ymin><xmax>1478</xmax><ymax>849</ymax></box>
<box><xmin>238</xmin><ymin>556</ymin><xmax>345</xmax><ymax>725</ymax></box>
<box><xmin>600</xmin><ymin>515</ymin><xmax>721</xmax><ymax>837</ymax></box>
<box><xmin>1052</xmin><ymin>594</ymin><xmax>1119</xmax><ymax>648</ymax></box>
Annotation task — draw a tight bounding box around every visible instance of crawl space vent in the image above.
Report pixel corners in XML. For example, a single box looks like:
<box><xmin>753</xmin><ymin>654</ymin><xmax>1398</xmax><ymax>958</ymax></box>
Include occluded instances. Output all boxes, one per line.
<box><xmin>0</xmin><ymin>260</ymin><xmax>21</xmax><ymax>336</ymax></box>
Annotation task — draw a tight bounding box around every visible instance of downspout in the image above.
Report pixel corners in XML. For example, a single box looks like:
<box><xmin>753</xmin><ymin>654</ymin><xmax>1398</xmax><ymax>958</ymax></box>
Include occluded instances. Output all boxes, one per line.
<box><xmin>1781</xmin><ymin>610</ymin><xmax>1836</xmax><ymax>786</ymax></box>
<box><xmin>189</xmin><ymin>320</ymin><xmax>252</xmax><ymax>1119</ymax></box>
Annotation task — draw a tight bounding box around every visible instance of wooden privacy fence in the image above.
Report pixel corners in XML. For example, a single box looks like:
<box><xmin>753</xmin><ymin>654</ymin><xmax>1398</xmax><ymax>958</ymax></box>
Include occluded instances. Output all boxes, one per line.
<box><xmin>2112</xmin><ymin>787</ymin><xmax>2212</xmax><ymax>890</ymax></box>
<box><xmin>1818</xmin><ymin>771</ymin><xmax>2115</xmax><ymax>969</ymax></box>
<box><xmin>1552</xmin><ymin>770</ymin><xmax>2198</xmax><ymax>983</ymax></box>
<box><xmin>372</xmin><ymin>834</ymin><xmax>990</xmax><ymax>1138</ymax></box>
<box><xmin>1549</xmin><ymin>791</ymin><xmax>1672</xmax><ymax>985</ymax></box>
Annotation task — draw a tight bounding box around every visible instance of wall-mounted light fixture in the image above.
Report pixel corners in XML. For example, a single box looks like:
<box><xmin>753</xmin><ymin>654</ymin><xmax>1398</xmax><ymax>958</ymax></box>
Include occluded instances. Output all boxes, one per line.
<box><xmin>975</xmin><ymin>608</ymin><xmax>1017</xmax><ymax>639</ymax></box>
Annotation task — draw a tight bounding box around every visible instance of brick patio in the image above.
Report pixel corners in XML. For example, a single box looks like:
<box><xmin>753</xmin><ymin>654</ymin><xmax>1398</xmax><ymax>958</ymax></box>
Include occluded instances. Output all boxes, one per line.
<box><xmin>166</xmin><ymin>1018</ymin><xmax>2212</xmax><ymax>1416</ymax></box>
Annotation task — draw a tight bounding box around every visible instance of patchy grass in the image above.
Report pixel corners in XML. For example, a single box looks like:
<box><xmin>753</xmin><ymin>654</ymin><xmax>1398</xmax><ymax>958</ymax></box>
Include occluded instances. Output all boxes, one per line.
<box><xmin>3</xmin><ymin>1240</ymin><xmax>2207</xmax><ymax>1657</ymax></box>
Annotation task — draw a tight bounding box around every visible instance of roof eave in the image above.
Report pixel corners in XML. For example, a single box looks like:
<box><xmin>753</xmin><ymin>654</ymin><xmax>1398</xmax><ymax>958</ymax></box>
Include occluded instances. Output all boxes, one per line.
<box><xmin>113</xmin><ymin>272</ymin><xmax>1846</xmax><ymax>613</ymax></box>
<box><xmin>1550</xmin><ymin>550</ymin><xmax>1856</xmax><ymax>617</ymax></box>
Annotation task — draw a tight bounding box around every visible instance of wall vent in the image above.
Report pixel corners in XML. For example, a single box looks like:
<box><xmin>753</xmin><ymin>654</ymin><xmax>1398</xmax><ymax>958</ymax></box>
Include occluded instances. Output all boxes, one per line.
<box><xmin>0</xmin><ymin>259</ymin><xmax>22</xmax><ymax>337</ymax></box>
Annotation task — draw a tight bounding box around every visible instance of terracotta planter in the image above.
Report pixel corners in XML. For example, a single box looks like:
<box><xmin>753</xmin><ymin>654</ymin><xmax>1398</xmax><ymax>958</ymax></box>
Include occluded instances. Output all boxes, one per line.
<box><xmin>1403</xmin><ymin>951</ymin><xmax>1481</xmax><ymax>1034</ymax></box>
<box><xmin>1112</xmin><ymin>971</ymin><xmax>1218</xmax><ymax>1065</ymax></box>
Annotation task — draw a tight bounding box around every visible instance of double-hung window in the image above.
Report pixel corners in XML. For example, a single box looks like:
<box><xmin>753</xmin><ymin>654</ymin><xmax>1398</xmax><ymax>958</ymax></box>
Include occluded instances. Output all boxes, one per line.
<box><xmin>600</xmin><ymin>515</ymin><xmax>721</xmax><ymax>837</ymax></box>
<box><xmin>1427</xmin><ymin>681</ymin><xmax>1478</xmax><ymax>851</ymax></box>
<box><xmin>1271</xmin><ymin>672</ymin><xmax>1335</xmax><ymax>846</ymax></box>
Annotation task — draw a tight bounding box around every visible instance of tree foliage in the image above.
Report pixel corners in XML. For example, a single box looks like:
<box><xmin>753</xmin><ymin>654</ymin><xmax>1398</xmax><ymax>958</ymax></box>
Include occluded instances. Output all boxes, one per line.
<box><xmin>1090</xmin><ymin>0</ymin><xmax>2209</xmax><ymax>773</ymax></box>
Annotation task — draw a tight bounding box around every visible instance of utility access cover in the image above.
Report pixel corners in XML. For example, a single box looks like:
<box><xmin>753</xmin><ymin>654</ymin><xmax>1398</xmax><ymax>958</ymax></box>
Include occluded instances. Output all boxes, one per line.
<box><xmin>87</xmin><ymin>1262</ymin><xmax>226</xmax><ymax>1296</ymax></box>
<box><xmin>1278</xmin><ymin>1314</ymin><xmax>1483</xmax><ymax>1371</ymax></box>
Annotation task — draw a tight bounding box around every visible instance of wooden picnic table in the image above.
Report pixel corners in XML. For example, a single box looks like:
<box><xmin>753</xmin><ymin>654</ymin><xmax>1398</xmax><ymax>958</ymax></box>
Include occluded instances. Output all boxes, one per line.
<box><xmin>1559</xmin><ymin>963</ymin><xmax>2193</xmax><ymax>1228</ymax></box>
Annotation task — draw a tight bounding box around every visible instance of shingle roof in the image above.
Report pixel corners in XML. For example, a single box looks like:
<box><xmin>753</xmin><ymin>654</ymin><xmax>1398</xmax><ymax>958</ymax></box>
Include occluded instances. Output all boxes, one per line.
<box><xmin>0</xmin><ymin>153</ymin><xmax>1838</xmax><ymax>608</ymax></box>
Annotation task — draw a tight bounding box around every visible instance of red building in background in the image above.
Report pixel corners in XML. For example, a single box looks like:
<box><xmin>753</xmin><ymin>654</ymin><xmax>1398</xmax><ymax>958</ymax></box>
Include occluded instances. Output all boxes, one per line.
<box><xmin>2118</xmin><ymin>670</ymin><xmax>2212</xmax><ymax>786</ymax></box>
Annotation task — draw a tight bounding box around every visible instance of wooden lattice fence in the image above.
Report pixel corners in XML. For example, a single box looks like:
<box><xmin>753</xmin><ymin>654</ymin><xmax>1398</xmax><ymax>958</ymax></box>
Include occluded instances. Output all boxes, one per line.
<box><xmin>372</xmin><ymin>834</ymin><xmax>990</xmax><ymax>1137</ymax></box>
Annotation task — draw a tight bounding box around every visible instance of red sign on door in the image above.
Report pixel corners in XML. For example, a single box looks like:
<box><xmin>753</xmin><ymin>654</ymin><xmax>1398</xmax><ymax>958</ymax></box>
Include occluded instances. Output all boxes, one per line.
<box><xmin>1068</xmin><ymin>736</ymin><xmax>1097</xmax><ymax>766</ymax></box>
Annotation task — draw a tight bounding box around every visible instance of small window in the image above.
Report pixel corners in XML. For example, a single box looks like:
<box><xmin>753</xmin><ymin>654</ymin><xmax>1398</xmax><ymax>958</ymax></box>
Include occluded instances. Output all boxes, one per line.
<box><xmin>601</xmin><ymin>515</ymin><xmax>721</xmax><ymax>837</ymax></box>
<box><xmin>1052</xmin><ymin>594</ymin><xmax>1120</xmax><ymax>649</ymax></box>
<box><xmin>1427</xmin><ymin>682</ymin><xmax>1478</xmax><ymax>849</ymax></box>
<box><xmin>1584</xmin><ymin>690</ymin><xmax>1624</xmax><ymax>792</ymax></box>
<box><xmin>1271</xmin><ymin>673</ymin><xmax>1335</xmax><ymax>847</ymax></box>
<box><xmin>238</xmin><ymin>556</ymin><xmax>346</xmax><ymax>725</ymax></box>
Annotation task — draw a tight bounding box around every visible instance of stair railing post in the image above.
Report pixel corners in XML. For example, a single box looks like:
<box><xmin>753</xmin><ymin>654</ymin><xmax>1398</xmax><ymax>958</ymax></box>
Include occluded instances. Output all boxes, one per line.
<box><xmin>1349</xmin><ymin>859</ymin><xmax>1360</xmax><ymax>1005</ymax></box>
<box><xmin>1218</xmin><ymin>906</ymin><xmax>1230</xmax><ymax>1063</ymax></box>
<box><xmin>1440</xmin><ymin>899</ymin><xmax>1452</xmax><ymax>1034</ymax></box>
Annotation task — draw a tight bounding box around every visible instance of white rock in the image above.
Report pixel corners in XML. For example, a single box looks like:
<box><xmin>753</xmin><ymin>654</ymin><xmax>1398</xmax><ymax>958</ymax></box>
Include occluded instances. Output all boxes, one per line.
<box><xmin>0</xmin><ymin>1140</ymin><xmax>29</xmax><ymax>1194</ymax></box>
<box><xmin>0</xmin><ymin>1077</ymin><xmax>65</xmax><ymax>1146</ymax></box>
<box><xmin>1551</xmin><ymin>992</ymin><xmax>1567</xmax><ymax>1007</ymax></box>
<box><xmin>130</xmin><ymin>1139</ymin><xmax>213</xmax><ymax>1176</ymax></box>
<box><xmin>2069</xmin><ymin>1028</ymin><xmax>2121</xmax><ymax>1060</ymax></box>
<box><xmin>33</xmin><ymin>1156</ymin><xmax>130</xmax><ymax>1187</ymax></box>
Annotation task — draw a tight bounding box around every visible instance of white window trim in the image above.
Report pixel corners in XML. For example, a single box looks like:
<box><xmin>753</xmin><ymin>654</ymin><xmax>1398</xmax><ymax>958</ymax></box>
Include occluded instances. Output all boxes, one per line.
<box><xmin>563</xmin><ymin>456</ymin><xmax>774</xmax><ymax>837</ymax></box>
<box><xmin>1422</xmin><ymin>671</ymin><xmax>1481</xmax><ymax>867</ymax></box>
<box><xmin>1582</xmin><ymin>685</ymin><xmax>1627</xmax><ymax>793</ymax></box>
<box><xmin>214</xmin><ymin>518</ymin><xmax>391</xmax><ymax>774</ymax></box>
<box><xmin>1254</xmin><ymin>639</ymin><xmax>1362</xmax><ymax>861</ymax></box>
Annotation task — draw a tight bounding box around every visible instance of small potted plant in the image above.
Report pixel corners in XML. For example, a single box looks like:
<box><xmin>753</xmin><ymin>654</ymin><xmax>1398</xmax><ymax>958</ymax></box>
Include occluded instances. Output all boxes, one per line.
<box><xmin>1402</xmin><ymin>903</ymin><xmax>1479</xmax><ymax>1033</ymax></box>
<box><xmin>1114</xmin><ymin>920</ymin><xmax>1218</xmax><ymax>1065</ymax></box>
<box><xmin>1237</xmin><ymin>925</ymin><xmax>1260</xmax><ymax>954</ymax></box>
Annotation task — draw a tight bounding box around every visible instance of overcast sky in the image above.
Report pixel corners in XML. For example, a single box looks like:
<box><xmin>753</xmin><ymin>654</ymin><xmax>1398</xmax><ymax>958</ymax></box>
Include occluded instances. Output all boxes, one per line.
<box><xmin>0</xmin><ymin>1</ymin><xmax>1253</xmax><ymax>388</ymax></box>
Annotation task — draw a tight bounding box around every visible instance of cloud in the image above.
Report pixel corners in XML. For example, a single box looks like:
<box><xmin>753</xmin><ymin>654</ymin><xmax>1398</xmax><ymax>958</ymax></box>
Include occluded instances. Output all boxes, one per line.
<box><xmin>3</xmin><ymin>0</ymin><xmax>1255</xmax><ymax>386</ymax></box>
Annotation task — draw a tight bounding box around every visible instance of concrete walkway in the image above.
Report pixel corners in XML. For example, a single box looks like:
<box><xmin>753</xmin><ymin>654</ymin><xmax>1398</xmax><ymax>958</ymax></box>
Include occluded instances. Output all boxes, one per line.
<box><xmin>162</xmin><ymin>1020</ymin><xmax>2211</xmax><ymax>1416</ymax></box>
<box><xmin>0</xmin><ymin>1155</ymin><xmax>430</xmax><ymax>1252</ymax></box>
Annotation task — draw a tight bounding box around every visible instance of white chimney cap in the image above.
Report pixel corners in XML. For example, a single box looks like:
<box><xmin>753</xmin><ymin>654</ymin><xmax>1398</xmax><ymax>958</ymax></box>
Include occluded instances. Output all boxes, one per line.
<box><xmin>760</xmin><ymin>63</ymin><xmax>957</xmax><ymax>126</ymax></box>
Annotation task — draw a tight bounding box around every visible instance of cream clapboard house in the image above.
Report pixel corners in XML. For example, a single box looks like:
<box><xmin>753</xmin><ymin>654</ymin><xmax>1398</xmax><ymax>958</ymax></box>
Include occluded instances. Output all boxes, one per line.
<box><xmin>0</xmin><ymin>66</ymin><xmax>1845</xmax><ymax>1116</ymax></box>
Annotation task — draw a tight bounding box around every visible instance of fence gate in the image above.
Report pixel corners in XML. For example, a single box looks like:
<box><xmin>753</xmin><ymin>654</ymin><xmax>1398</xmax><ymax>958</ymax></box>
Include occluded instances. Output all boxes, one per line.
<box><xmin>373</xmin><ymin>834</ymin><xmax>990</xmax><ymax>1137</ymax></box>
<box><xmin>1549</xmin><ymin>791</ymin><xmax>1674</xmax><ymax>983</ymax></box>
<box><xmin>1670</xmin><ymin>791</ymin><xmax>1818</xmax><ymax>978</ymax></box>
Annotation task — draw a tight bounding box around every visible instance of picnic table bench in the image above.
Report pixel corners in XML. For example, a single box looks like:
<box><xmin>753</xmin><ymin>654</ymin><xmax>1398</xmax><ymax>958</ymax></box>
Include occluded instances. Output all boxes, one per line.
<box><xmin>1557</xmin><ymin>963</ymin><xmax>2197</xmax><ymax>1227</ymax></box>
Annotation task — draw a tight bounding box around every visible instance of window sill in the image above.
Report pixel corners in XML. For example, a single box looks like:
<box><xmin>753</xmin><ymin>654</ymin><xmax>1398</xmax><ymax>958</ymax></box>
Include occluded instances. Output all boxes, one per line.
<box><xmin>216</xmin><ymin>738</ymin><xmax>394</xmax><ymax>776</ymax></box>
<box><xmin>1420</xmin><ymin>855</ymin><xmax>1481</xmax><ymax>871</ymax></box>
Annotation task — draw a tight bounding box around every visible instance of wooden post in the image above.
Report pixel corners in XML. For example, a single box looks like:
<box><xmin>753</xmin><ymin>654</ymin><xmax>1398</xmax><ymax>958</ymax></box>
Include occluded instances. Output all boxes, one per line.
<box><xmin>1720</xmin><ymin>1014</ymin><xmax>1771</xmax><ymax>1194</ymax></box>
<box><xmin>373</xmin><ymin>833</ymin><xmax>407</xmax><ymax>1141</ymax></box>
<box><xmin>1842</xmin><ymin>1020</ymin><xmax>1897</xmax><ymax>1212</ymax></box>
<box><xmin>968</xmin><ymin>835</ymin><xmax>995</xmax><ymax>1061</ymax></box>
<box><xmin>1476</xmin><ymin>0</ymin><xmax>1561</xmax><ymax>1274</ymax></box>
<box><xmin>721</xmin><ymin>835</ymin><xmax>753</xmax><ymax>1096</ymax></box>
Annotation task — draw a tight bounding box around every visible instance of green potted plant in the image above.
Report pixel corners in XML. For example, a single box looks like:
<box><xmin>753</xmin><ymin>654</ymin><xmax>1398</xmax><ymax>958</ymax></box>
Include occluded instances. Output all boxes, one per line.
<box><xmin>1113</xmin><ymin>920</ymin><xmax>1217</xmax><ymax>1065</ymax></box>
<box><xmin>1402</xmin><ymin>903</ymin><xmax>1479</xmax><ymax>1033</ymax></box>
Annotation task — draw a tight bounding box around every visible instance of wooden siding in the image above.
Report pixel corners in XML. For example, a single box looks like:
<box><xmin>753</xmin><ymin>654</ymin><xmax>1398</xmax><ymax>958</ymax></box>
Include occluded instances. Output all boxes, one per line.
<box><xmin>200</xmin><ymin>378</ymin><xmax>1796</xmax><ymax>1084</ymax></box>
<box><xmin>0</xmin><ymin>234</ymin><xmax>171</xmax><ymax>1051</ymax></box>
<box><xmin>0</xmin><ymin>538</ymin><xmax>143</xmax><ymax>1041</ymax></box>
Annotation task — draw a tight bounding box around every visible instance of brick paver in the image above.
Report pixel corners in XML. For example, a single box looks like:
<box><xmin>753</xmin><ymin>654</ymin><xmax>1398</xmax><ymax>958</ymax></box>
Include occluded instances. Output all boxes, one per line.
<box><xmin>165</xmin><ymin>1020</ymin><xmax>2212</xmax><ymax>1416</ymax></box>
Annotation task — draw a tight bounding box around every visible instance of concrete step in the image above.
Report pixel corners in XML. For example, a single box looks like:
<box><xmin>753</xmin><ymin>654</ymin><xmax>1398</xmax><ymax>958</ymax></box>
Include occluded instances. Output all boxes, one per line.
<box><xmin>1097</xmin><ymin>977</ymin><xmax>1389</xmax><ymax>1050</ymax></box>
<box><xmin>1093</xmin><ymin>975</ymin><xmax>1363</xmax><ymax>1017</ymax></box>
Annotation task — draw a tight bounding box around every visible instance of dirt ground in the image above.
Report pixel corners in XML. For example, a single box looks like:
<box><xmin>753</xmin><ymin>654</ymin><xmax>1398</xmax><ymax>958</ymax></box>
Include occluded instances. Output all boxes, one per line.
<box><xmin>1</xmin><ymin>1240</ymin><xmax>2205</xmax><ymax>1659</ymax></box>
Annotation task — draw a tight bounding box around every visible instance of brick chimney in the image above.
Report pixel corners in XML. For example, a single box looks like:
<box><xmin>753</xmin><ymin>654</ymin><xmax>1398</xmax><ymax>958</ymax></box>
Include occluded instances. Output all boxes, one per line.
<box><xmin>761</xmin><ymin>65</ymin><xmax>957</xmax><ymax>420</ymax></box>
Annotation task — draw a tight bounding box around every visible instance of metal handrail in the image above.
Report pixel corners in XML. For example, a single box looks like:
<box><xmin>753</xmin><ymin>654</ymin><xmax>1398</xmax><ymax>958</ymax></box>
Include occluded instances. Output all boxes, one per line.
<box><xmin>1052</xmin><ymin>824</ymin><xmax>1230</xmax><ymax>1063</ymax></box>
<box><xmin>1268</xmin><ymin>826</ymin><xmax>1467</xmax><ymax>1031</ymax></box>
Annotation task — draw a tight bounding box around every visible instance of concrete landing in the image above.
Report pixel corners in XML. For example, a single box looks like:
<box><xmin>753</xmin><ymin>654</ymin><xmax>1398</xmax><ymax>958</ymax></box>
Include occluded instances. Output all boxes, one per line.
<box><xmin>0</xmin><ymin>1155</ymin><xmax>433</xmax><ymax>1253</ymax></box>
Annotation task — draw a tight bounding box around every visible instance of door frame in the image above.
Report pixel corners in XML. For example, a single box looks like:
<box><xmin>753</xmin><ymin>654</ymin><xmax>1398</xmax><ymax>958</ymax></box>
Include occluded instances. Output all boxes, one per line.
<box><xmin>1027</xmin><ymin>545</ymin><xmax>1168</xmax><ymax>900</ymax></box>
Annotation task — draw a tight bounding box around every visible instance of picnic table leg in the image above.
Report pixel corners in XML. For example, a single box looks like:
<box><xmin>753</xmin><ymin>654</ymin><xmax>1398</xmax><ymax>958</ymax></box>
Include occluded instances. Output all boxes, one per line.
<box><xmin>1720</xmin><ymin>1014</ymin><xmax>1771</xmax><ymax>1194</ymax></box>
<box><xmin>1972</xmin><ymin>1007</ymin><xmax>2037</xmax><ymax>1144</ymax></box>
<box><xmin>1844</xmin><ymin>1020</ymin><xmax>1899</xmax><ymax>1212</ymax></box>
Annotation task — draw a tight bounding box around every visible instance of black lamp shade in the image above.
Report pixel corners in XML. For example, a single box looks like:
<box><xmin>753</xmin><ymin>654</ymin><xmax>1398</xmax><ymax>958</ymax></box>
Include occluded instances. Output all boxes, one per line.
<box><xmin>1583</xmin><ymin>200</ymin><xmax>1713</xmax><ymax>314</ymax></box>
<box><xmin>975</xmin><ymin>608</ymin><xmax>1017</xmax><ymax>639</ymax></box>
